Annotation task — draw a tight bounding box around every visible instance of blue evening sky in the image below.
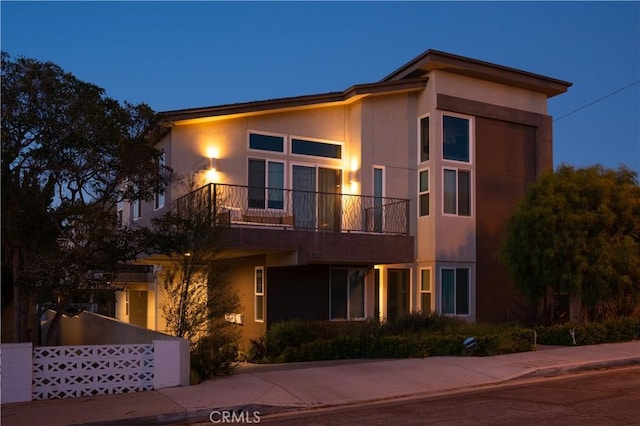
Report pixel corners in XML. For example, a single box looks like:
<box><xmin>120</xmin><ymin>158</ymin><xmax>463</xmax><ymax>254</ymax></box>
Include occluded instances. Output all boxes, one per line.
<box><xmin>2</xmin><ymin>1</ymin><xmax>639</xmax><ymax>173</ymax></box>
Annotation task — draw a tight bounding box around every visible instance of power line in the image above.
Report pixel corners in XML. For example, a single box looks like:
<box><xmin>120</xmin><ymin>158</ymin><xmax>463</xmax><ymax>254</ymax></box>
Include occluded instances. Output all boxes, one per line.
<box><xmin>554</xmin><ymin>79</ymin><xmax>640</xmax><ymax>122</ymax></box>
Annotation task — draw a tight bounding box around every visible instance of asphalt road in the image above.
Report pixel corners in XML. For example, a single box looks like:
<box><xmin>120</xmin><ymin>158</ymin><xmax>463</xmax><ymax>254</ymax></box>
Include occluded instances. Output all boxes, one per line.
<box><xmin>257</xmin><ymin>366</ymin><xmax>640</xmax><ymax>426</ymax></box>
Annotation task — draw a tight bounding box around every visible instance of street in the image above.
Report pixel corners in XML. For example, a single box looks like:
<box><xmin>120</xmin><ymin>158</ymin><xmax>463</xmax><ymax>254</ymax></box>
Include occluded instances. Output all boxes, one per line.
<box><xmin>258</xmin><ymin>366</ymin><xmax>640</xmax><ymax>426</ymax></box>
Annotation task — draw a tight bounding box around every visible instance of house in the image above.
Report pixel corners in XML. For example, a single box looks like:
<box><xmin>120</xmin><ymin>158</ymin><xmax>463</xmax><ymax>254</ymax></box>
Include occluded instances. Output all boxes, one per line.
<box><xmin>114</xmin><ymin>49</ymin><xmax>571</xmax><ymax>346</ymax></box>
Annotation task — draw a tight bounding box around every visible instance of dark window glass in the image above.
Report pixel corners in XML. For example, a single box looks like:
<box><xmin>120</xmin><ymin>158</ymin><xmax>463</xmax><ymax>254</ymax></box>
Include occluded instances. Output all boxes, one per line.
<box><xmin>455</xmin><ymin>268</ymin><xmax>470</xmax><ymax>315</ymax></box>
<box><xmin>420</xmin><ymin>116</ymin><xmax>430</xmax><ymax>162</ymax></box>
<box><xmin>444</xmin><ymin>169</ymin><xmax>457</xmax><ymax>214</ymax></box>
<box><xmin>443</xmin><ymin>116</ymin><xmax>469</xmax><ymax>162</ymax></box>
<box><xmin>330</xmin><ymin>269</ymin><xmax>348</xmax><ymax>320</ymax></box>
<box><xmin>420</xmin><ymin>194</ymin><xmax>429</xmax><ymax>217</ymax></box>
<box><xmin>248</xmin><ymin>159</ymin><xmax>265</xmax><ymax>208</ymax></box>
<box><xmin>421</xmin><ymin>293</ymin><xmax>432</xmax><ymax>314</ymax></box>
<box><xmin>441</xmin><ymin>269</ymin><xmax>455</xmax><ymax>314</ymax></box>
<box><xmin>292</xmin><ymin>138</ymin><xmax>342</xmax><ymax>159</ymax></box>
<box><xmin>249</xmin><ymin>133</ymin><xmax>284</xmax><ymax>152</ymax></box>
<box><xmin>458</xmin><ymin>170</ymin><xmax>471</xmax><ymax>216</ymax></box>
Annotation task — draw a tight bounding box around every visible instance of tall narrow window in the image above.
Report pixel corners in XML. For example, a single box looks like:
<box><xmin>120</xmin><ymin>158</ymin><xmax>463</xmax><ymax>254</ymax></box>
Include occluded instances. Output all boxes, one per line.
<box><xmin>373</xmin><ymin>167</ymin><xmax>384</xmax><ymax>231</ymax></box>
<box><xmin>420</xmin><ymin>269</ymin><xmax>432</xmax><ymax>313</ymax></box>
<box><xmin>443</xmin><ymin>115</ymin><xmax>470</xmax><ymax>162</ymax></box>
<box><xmin>154</xmin><ymin>152</ymin><xmax>166</xmax><ymax>210</ymax></box>
<box><xmin>420</xmin><ymin>116</ymin><xmax>430</xmax><ymax>162</ymax></box>
<box><xmin>443</xmin><ymin>169</ymin><xmax>471</xmax><ymax>216</ymax></box>
<box><xmin>255</xmin><ymin>267</ymin><xmax>264</xmax><ymax>322</ymax></box>
<box><xmin>248</xmin><ymin>159</ymin><xmax>285</xmax><ymax>209</ymax></box>
<box><xmin>441</xmin><ymin>268</ymin><xmax>469</xmax><ymax>315</ymax></box>
<box><xmin>419</xmin><ymin>169</ymin><xmax>429</xmax><ymax>217</ymax></box>
<box><xmin>117</xmin><ymin>200</ymin><xmax>124</xmax><ymax>227</ymax></box>
<box><xmin>132</xmin><ymin>185</ymin><xmax>141</xmax><ymax>220</ymax></box>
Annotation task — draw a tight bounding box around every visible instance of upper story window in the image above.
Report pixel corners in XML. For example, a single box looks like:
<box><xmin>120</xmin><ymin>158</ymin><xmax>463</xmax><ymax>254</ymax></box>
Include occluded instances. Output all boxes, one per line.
<box><xmin>443</xmin><ymin>168</ymin><xmax>471</xmax><ymax>217</ymax></box>
<box><xmin>292</xmin><ymin>138</ymin><xmax>342</xmax><ymax>159</ymax></box>
<box><xmin>419</xmin><ymin>169</ymin><xmax>430</xmax><ymax>217</ymax></box>
<box><xmin>248</xmin><ymin>158</ymin><xmax>285</xmax><ymax>209</ymax></box>
<box><xmin>420</xmin><ymin>115</ymin><xmax>430</xmax><ymax>162</ymax></box>
<box><xmin>117</xmin><ymin>200</ymin><xmax>124</xmax><ymax>227</ymax></box>
<box><xmin>249</xmin><ymin>132</ymin><xmax>284</xmax><ymax>153</ymax></box>
<box><xmin>154</xmin><ymin>152</ymin><xmax>166</xmax><ymax>210</ymax></box>
<box><xmin>443</xmin><ymin>115</ymin><xmax>470</xmax><ymax>162</ymax></box>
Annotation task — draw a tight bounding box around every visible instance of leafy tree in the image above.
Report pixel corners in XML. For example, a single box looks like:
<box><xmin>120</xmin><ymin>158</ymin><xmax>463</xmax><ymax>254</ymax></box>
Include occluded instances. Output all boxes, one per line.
<box><xmin>501</xmin><ymin>164</ymin><xmax>640</xmax><ymax>323</ymax></box>
<box><xmin>1</xmin><ymin>53</ymin><xmax>170</xmax><ymax>343</ymax></box>
<box><xmin>147</xmin><ymin>182</ymin><xmax>240</xmax><ymax>344</ymax></box>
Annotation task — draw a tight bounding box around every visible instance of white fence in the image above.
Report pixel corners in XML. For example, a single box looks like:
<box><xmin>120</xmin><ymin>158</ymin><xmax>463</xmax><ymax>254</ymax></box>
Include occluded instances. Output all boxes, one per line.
<box><xmin>32</xmin><ymin>344</ymin><xmax>155</xmax><ymax>400</ymax></box>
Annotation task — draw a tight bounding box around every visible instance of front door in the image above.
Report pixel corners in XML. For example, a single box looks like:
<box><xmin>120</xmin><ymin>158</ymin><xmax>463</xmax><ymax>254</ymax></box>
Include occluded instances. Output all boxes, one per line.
<box><xmin>129</xmin><ymin>290</ymin><xmax>148</xmax><ymax>328</ymax></box>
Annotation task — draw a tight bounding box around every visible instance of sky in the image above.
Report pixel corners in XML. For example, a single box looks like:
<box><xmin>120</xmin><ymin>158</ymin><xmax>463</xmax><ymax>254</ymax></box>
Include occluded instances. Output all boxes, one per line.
<box><xmin>2</xmin><ymin>1</ymin><xmax>639</xmax><ymax>174</ymax></box>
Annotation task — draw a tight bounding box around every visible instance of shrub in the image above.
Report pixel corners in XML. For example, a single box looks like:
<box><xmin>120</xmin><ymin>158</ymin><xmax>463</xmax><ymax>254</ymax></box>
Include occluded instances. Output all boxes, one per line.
<box><xmin>536</xmin><ymin>317</ymin><xmax>640</xmax><ymax>346</ymax></box>
<box><xmin>190</xmin><ymin>332</ymin><xmax>239</xmax><ymax>383</ymax></box>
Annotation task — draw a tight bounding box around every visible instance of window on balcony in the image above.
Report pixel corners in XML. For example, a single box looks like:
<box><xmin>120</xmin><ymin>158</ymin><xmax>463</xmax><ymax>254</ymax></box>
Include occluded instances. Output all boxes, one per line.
<box><xmin>249</xmin><ymin>132</ymin><xmax>284</xmax><ymax>153</ymax></box>
<box><xmin>330</xmin><ymin>268</ymin><xmax>365</xmax><ymax>320</ymax></box>
<box><xmin>292</xmin><ymin>138</ymin><xmax>342</xmax><ymax>159</ymax></box>
<box><xmin>441</xmin><ymin>268</ymin><xmax>469</xmax><ymax>315</ymax></box>
<box><xmin>248</xmin><ymin>159</ymin><xmax>284</xmax><ymax>209</ymax></box>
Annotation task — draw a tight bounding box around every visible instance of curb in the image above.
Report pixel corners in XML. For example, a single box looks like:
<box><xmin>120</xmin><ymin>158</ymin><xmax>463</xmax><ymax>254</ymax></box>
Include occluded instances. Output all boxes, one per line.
<box><xmin>77</xmin><ymin>357</ymin><xmax>639</xmax><ymax>425</ymax></box>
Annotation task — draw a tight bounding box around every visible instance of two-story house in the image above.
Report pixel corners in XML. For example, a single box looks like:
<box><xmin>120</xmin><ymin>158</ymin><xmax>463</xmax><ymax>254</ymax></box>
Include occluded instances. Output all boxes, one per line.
<box><xmin>115</xmin><ymin>49</ymin><xmax>571</xmax><ymax>345</ymax></box>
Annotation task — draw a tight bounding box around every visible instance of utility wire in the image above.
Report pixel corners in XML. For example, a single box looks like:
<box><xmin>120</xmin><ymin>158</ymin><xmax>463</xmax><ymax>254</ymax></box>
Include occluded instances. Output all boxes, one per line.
<box><xmin>554</xmin><ymin>79</ymin><xmax>640</xmax><ymax>122</ymax></box>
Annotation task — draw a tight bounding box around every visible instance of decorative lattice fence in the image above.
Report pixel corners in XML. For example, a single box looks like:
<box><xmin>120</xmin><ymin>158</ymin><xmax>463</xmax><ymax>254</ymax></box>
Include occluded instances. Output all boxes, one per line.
<box><xmin>32</xmin><ymin>344</ymin><xmax>154</xmax><ymax>400</ymax></box>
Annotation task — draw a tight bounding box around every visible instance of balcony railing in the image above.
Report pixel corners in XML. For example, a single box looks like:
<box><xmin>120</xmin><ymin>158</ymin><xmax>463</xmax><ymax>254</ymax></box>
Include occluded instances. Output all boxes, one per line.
<box><xmin>176</xmin><ymin>183</ymin><xmax>410</xmax><ymax>236</ymax></box>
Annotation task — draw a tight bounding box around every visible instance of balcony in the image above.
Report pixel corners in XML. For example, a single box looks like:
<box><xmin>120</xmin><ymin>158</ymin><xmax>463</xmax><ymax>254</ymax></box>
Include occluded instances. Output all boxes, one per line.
<box><xmin>176</xmin><ymin>183</ymin><xmax>414</xmax><ymax>265</ymax></box>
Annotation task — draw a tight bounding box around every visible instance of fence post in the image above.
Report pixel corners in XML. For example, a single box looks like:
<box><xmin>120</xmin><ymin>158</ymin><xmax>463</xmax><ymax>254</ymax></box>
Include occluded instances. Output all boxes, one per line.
<box><xmin>0</xmin><ymin>342</ymin><xmax>33</xmax><ymax>403</ymax></box>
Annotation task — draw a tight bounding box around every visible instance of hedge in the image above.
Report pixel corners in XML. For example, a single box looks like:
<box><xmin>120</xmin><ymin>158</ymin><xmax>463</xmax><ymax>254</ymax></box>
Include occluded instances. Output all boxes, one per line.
<box><xmin>536</xmin><ymin>317</ymin><xmax>640</xmax><ymax>346</ymax></box>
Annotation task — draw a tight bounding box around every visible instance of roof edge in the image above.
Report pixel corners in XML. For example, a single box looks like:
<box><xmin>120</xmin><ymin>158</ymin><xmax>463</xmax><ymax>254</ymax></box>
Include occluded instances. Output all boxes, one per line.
<box><xmin>160</xmin><ymin>78</ymin><xmax>428</xmax><ymax>123</ymax></box>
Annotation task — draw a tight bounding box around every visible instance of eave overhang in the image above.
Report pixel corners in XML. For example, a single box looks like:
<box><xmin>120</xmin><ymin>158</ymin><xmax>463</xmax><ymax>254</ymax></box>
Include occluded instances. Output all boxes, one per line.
<box><xmin>160</xmin><ymin>77</ymin><xmax>428</xmax><ymax>125</ymax></box>
<box><xmin>382</xmin><ymin>49</ymin><xmax>572</xmax><ymax>98</ymax></box>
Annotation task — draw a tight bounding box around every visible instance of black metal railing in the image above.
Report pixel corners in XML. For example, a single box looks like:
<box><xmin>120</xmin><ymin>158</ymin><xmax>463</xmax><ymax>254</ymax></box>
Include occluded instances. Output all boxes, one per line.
<box><xmin>176</xmin><ymin>183</ymin><xmax>410</xmax><ymax>235</ymax></box>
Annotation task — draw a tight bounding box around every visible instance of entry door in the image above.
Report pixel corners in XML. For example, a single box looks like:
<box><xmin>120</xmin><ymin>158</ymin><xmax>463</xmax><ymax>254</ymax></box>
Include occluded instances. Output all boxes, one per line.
<box><xmin>292</xmin><ymin>165</ymin><xmax>316</xmax><ymax>229</ymax></box>
<box><xmin>387</xmin><ymin>269</ymin><xmax>409</xmax><ymax>322</ymax></box>
<box><xmin>129</xmin><ymin>290</ymin><xmax>148</xmax><ymax>328</ymax></box>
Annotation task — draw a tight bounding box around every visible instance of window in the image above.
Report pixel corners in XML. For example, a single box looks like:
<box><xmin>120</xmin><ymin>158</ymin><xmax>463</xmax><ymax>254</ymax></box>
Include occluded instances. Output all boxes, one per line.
<box><xmin>443</xmin><ymin>168</ymin><xmax>471</xmax><ymax>216</ymax></box>
<box><xmin>420</xmin><ymin>115</ymin><xmax>430</xmax><ymax>162</ymax></box>
<box><xmin>292</xmin><ymin>138</ymin><xmax>342</xmax><ymax>159</ymax></box>
<box><xmin>255</xmin><ymin>267</ymin><xmax>264</xmax><ymax>322</ymax></box>
<box><xmin>330</xmin><ymin>268</ymin><xmax>365</xmax><ymax>320</ymax></box>
<box><xmin>132</xmin><ymin>185</ymin><xmax>141</xmax><ymax>220</ymax></box>
<box><xmin>117</xmin><ymin>200</ymin><xmax>124</xmax><ymax>227</ymax></box>
<box><xmin>248</xmin><ymin>159</ymin><xmax>285</xmax><ymax>209</ymax></box>
<box><xmin>154</xmin><ymin>152</ymin><xmax>166</xmax><ymax>210</ymax></box>
<box><xmin>420</xmin><ymin>269</ymin><xmax>432</xmax><ymax>313</ymax></box>
<box><xmin>249</xmin><ymin>133</ymin><xmax>284</xmax><ymax>153</ymax></box>
<box><xmin>373</xmin><ymin>167</ymin><xmax>384</xmax><ymax>231</ymax></box>
<box><xmin>441</xmin><ymin>268</ymin><xmax>469</xmax><ymax>315</ymax></box>
<box><xmin>419</xmin><ymin>169</ymin><xmax>429</xmax><ymax>217</ymax></box>
<box><xmin>443</xmin><ymin>115</ymin><xmax>470</xmax><ymax>162</ymax></box>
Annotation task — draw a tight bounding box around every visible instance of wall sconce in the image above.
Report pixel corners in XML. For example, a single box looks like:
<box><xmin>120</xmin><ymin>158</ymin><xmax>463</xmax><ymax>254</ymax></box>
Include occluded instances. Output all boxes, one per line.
<box><xmin>210</xmin><ymin>157</ymin><xmax>217</xmax><ymax>171</ymax></box>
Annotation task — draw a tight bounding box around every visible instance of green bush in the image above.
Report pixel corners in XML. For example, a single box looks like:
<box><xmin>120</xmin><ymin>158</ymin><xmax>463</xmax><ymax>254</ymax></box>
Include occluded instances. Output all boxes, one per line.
<box><xmin>190</xmin><ymin>332</ymin><xmax>239</xmax><ymax>383</ymax></box>
<box><xmin>536</xmin><ymin>317</ymin><xmax>640</xmax><ymax>346</ymax></box>
<box><xmin>262</xmin><ymin>314</ymin><xmax>536</xmax><ymax>363</ymax></box>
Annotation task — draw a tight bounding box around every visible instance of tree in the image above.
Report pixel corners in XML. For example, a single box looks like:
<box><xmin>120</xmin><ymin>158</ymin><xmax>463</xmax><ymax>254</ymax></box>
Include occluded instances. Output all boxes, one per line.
<box><xmin>501</xmin><ymin>164</ymin><xmax>640</xmax><ymax>323</ymax></box>
<box><xmin>147</xmin><ymin>181</ymin><xmax>240</xmax><ymax>343</ymax></box>
<box><xmin>1</xmin><ymin>53</ymin><xmax>170</xmax><ymax>343</ymax></box>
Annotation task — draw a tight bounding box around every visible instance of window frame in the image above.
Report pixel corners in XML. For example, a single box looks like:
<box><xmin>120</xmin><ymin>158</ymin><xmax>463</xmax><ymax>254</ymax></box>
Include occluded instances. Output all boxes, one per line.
<box><xmin>254</xmin><ymin>267</ymin><xmax>265</xmax><ymax>322</ymax></box>
<box><xmin>441</xmin><ymin>112</ymin><xmax>473</xmax><ymax>165</ymax></box>
<box><xmin>247</xmin><ymin>158</ymin><xmax>286</xmax><ymax>210</ymax></box>
<box><xmin>248</xmin><ymin>130</ymin><xmax>286</xmax><ymax>154</ymax></box>
<box><xmin>440</xmin><ymin>267</ymin><xmax>470</xmax><ymax>316</ymax></box>
<box><xmin>418</xmin><ymin>113</ymin><xmax>430</xmax><ymax>163</ymax></box>
<box><xmin>290</xmin><ymin>135</ymin><xmax>343</xmax><ymax>160</ymax></box>
<box><xmin>154</xmin><ymin>152</ymin><xmax>166</xmax><ymax>210</ymax></box>
<box><xmin>442</xmin><ymin>167</ymin><xmax>472</xmax><ymax>217</ymax></box>
<box><xmin>418</xmin><ymin>168</ymin><xmax>430</xmax><ymax>217</ymax></box>
<box><xmin>329</xmin><ymin>267</ymin><xmax>366</xmax><ymax>321</ymax></box>
<box><xmin>419</xmin><ymin>268</ymin><xmax>432</xmax><ymax>314</ymax></box>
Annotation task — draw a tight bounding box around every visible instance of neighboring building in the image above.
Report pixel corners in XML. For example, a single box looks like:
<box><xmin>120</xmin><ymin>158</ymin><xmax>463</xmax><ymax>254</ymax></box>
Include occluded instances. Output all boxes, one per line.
<box><xmin>115</xmin><ymin>49</ymin><xmax>571</xmax><ymax>346</ymax></box>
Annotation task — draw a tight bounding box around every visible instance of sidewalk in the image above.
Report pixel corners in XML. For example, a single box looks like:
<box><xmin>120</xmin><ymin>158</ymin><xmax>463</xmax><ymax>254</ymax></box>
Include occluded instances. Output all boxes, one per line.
<box><xmin>2</xmin><ymin>341</ymin><xmax>638</xmax><ymax>426</ymax></box>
